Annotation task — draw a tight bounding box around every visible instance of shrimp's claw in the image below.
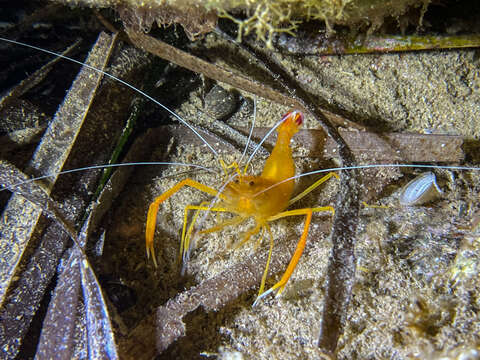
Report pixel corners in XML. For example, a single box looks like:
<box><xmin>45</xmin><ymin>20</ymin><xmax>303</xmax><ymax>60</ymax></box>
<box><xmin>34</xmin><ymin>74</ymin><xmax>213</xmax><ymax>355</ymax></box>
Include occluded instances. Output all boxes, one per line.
<box><xmin>146</xmin><ymin>198</ymin><xmax>161</xmax><ymax>267</ymax></box>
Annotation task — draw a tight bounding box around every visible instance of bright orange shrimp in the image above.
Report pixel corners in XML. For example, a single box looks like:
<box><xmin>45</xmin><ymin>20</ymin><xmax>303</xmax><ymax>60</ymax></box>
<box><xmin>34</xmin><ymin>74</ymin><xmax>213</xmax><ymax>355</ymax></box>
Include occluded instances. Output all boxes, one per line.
<box><xmin>145</xmin><ymin>110</ymin><xmax>338</xmax><ymax>302</ymax></box>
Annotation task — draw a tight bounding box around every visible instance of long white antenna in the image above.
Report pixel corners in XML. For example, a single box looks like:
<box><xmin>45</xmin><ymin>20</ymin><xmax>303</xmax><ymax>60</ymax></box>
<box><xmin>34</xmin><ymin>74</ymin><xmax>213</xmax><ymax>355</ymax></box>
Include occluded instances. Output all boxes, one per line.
<box><xmin>253</xmin><ymin>164</ymin><xmax>480</xmax><ymax>198</ymax></box>
<box><xmin>0</xmin><ymin>162</ymin><xmax>217</xmax><ymax>192</ymax></box>
<box><xmin>238</xmin><ymin>97</ymin><xmax>257</xmax><ymax>169</ymax></box>
<box><xmin>0</xmin><ymin>37</ymin><xmax>219</xmax><ymax>157</ymax></box>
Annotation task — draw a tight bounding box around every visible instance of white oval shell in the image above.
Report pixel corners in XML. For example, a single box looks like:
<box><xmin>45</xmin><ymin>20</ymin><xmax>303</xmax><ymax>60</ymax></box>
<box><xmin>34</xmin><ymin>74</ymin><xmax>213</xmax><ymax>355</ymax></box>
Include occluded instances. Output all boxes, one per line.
<box><xmin>398</xmin><ymin>172</ymin><xmax>443</xmax><ymax>206</ymax></box>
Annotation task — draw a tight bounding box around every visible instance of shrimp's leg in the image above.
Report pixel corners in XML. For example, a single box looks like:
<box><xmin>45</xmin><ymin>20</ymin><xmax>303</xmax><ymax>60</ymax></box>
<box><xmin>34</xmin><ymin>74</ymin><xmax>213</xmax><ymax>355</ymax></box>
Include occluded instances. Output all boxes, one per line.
<box><xmin>258</xmin><ymin>225</ymin><xmax>272</xmax><ymax>295</ymax></box>
<box><xmin>199</xmin><ymin>215</ymin><xmax>244</xmax><ymax>235</ymax></box>
<box><xmin>219</xmin><ymin>160</ymin><xmax>242</xmax><ymax>176</ymax></box>
<box><xmin>254</xmin><ymin>227</ymin><xmax>266</xmax><ymax>250</ymax></box>
<box><xmin>146</xmin><ymin>179</ymin><xmax>225</xmax><ymax>267</ymax></box>
<box><xmin>181</xmin><ymin>202</ymin><xmax>229</xmax><ymax>264</ymax></box>
<box><xmin>231</xmin><ymin>222</ymin><xmax>262</xmax><ymax>250</ymax></box>
<box><xmin>289</xmin><ymin>172</ymin><xmax>339</xmax><ymax>206</ymax></box>
<box><xmin>253</xmin><ymin>206</ymin><xmax>334</xmax><ymax>305</ymax></box>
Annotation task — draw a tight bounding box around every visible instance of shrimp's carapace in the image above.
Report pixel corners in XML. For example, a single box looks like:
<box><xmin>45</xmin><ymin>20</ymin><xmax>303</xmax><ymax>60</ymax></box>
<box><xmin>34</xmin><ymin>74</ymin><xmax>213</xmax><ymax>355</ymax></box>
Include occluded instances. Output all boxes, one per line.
<box><xmin>223</xmin><ymin>110</ymin><xmax>303</xmax><ymax>220</ymax></box>
<box><xmin>146</xmin><ymin>110</ymin><xmax>337</xmax><ymax>302</ymax></box>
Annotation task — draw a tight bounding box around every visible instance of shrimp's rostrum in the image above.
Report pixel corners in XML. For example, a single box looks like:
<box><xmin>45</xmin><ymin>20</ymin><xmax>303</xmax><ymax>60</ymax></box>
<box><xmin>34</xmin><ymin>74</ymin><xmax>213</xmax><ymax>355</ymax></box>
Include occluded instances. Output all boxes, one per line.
<box><xmin>146</xmin><ymin>110</ymin><xmax>338</xmax><ymax>302</ymax></box>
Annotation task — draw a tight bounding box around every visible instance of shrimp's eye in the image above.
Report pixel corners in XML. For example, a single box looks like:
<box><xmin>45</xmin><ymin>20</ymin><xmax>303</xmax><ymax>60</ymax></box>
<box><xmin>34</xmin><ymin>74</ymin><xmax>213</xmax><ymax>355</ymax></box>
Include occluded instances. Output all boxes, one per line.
<box><xmin>249</xmin><ymin>181</ymin><xmax>255</xmax><ymax>186</ymax></box>
<box><xmin>234</xmin><ymin>179</ymin><xmax>239</xmax><ymax>184</ymax></box>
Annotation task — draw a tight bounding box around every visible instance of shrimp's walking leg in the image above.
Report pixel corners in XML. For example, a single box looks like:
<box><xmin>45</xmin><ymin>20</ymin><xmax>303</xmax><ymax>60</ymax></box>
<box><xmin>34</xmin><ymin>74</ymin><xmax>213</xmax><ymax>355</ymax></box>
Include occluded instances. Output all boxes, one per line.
<box><xmin>199</xmin><ymin>215</ymin><xmax>244</xmax><ymax>235</ymax></box>
<box><xmin>146</xmin><ymin>179</ymin><xmax>224</xmax><ymax>267</ymax></box>
<box><xmin>289</xmin><ymin>172</ymin><xmax>339</xmax><ymax>206</ymax></box>
<box><xmin>219</xmin><ymin>160</ymin><xmax>242</xmax><ymax>176</ymax></box>
<box><xmin>253</xmin><ymin>206</ymin><xmax>334</xmax><ymax>305</ymax></box>
<box><xmin>258</xmin><ymin>225</ymin><xmax>272</xmax><ymax>296</ymax></box>
<box><xmin>231</xmin><ymin>222</ymin><xmax>262</xmax><ymax>250</ymax></box>
<box><xmin>181</xmin><ymin>202</ymin><xmax>229</xmax><ymax>264</ymax></box>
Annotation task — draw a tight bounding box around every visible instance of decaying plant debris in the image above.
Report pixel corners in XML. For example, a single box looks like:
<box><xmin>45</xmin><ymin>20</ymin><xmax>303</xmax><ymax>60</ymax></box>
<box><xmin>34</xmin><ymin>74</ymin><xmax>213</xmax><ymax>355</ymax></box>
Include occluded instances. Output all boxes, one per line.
<box><xmin>0</xmin><ymin>32</ymin><xmax>118</xmax><ymax>358</ymax></box>
<box><xmin>0</xmin><ymin>160</ymin><xmax>118</xmax><ymax>359</ymax></box>
<box><xmin>0</xmin><ymin>26</ymin><xmax>153</xmax><ymax>358</ymax></box>
<box><xmin>60</xmin><ymin>0</ymin><xmax>434</xmax><ymax>45</ymax></box>
<box><xmin>1</xmin><ymin>2</ymin><xmax>480</xmax><ymax>359</ymax></box>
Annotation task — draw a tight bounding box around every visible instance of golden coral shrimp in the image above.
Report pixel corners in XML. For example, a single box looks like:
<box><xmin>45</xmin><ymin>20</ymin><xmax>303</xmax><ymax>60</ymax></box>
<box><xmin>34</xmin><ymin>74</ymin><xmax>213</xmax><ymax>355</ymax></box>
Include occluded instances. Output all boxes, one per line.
<box><xmin>145</xmin><ymin>110</ymin><xmax>338</xmax><ymax>302</ymax></box>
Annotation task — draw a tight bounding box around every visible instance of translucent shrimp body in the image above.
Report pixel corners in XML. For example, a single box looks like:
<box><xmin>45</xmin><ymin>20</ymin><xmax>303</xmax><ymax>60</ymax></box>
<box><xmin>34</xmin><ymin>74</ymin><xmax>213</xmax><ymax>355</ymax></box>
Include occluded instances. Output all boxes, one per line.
<box><xmin>145</xmin><ymin>110</ymin><xmax>337</xmax><ymax>302</ymax></box>
<box><xmin>222</xmin><ymin>111</ymin><xmax>301</xmax><ymax>218</ymax></box>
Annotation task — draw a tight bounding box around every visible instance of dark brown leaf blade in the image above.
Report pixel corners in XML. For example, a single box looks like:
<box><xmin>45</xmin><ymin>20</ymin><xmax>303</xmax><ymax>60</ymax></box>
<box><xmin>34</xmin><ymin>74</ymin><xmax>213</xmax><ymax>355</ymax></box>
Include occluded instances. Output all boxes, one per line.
<box><xmin>0</xmin><ymin>31</ymin><xmax>117</xmax><ymax>308</ymax></box>
<box><xmin>37</xmin><ymin>121</ymin><xmax>160</xmax><ymax>359</ymax></box>
<box><xmin>0</xmin><ymin>39</ymin><xmax>81</xmax><ymax>111</ymax></box>
<box><xmin>0</xmin><ymin>161</ymin><xmax>119</xmax><ymax>359</ymax></box>
<box><xmin>0</xmin><ymin>160</ymin><xmax>76</xmax><ymax>238</ymax></box>
<box><xmin>0</xmin><ymin>163</ymin><xmax>81</xmax><ymax>360</ymax></box>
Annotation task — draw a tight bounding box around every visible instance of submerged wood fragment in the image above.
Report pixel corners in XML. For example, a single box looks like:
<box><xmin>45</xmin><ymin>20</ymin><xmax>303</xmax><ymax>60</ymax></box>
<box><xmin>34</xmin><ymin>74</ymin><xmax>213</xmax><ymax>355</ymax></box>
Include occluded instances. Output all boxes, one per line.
<box><xmin>123</xmin><ymin>27</ymin><xmax>364</xmax><ymax>131</ymax></box>
<box><xmin>159</xmin><ymin>125</ymin><xmax>464</xmax><ymax>163</ymax></box>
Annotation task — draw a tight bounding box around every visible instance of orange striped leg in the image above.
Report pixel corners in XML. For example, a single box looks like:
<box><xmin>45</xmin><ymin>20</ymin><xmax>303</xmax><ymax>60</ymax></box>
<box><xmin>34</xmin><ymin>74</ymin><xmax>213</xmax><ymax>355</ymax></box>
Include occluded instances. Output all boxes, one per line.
<box><xmin>146</xmin><ymin>178</ymin><xmax>223</xmax><ymax>267</ymax></box>
<box><xmin>253</xmin><ymin>206</ymin><xmax>334</xmax><ymax>305</ymax></box>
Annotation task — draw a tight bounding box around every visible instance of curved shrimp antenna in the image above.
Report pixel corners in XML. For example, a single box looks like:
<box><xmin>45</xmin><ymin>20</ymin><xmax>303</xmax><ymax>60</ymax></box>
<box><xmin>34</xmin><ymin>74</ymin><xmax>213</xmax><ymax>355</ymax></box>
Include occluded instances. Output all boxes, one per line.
<box><xmin>4</xmin><ymin>37</ymin><xmax>480</xmax><ymax>306</ymax></box>
<box><xmin>0</xmin><ymin>36</ymin><xmax>220</xmax><ymax>158</ymax></box>
<box><xmin>252</xmin><ymin>164</ymin><xmax>480</xmax><ymax>200</ymax></box>
<box><xmin>0</xmin><ymin>162</ymin><xmax>218</xmax><ymax>193</ymax></box>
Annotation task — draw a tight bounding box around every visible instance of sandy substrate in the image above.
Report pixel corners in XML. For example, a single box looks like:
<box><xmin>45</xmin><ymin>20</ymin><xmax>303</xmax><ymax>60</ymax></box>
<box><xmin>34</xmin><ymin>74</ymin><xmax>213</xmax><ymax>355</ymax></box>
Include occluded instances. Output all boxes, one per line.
<box><xmin>102</xmin><ymin>38</ymin><xmax>480</xmax><ymax>359</ymax></box>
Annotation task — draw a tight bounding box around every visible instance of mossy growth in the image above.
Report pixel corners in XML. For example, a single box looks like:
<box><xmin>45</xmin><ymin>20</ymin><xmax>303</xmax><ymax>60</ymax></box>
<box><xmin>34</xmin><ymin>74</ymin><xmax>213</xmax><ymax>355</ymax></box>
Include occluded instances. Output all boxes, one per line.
<box><xmin>211</xmin><ymin>0</ymin><xmax>354</xmax><ymax>47</ymax></box>
<box><xmin>61</xmin><ymin>0</ymin><xmax>431</xmax><ymax>45</ymax></box>
<box><xmin>176</xmin><ymin>0</ymin><xmax>429</xmax><ymax>45</ymax></box>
